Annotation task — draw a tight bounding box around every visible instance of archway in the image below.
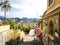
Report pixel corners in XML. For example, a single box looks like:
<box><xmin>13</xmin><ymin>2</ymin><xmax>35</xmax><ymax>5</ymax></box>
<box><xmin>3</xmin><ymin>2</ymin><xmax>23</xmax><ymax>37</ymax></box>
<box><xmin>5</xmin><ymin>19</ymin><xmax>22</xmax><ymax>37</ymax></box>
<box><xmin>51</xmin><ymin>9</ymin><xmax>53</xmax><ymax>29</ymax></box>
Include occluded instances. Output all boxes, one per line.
<box><xmin>49</xmin><ymin>20</ymin><xmax>54</xmax><ymax>35</ymax></box>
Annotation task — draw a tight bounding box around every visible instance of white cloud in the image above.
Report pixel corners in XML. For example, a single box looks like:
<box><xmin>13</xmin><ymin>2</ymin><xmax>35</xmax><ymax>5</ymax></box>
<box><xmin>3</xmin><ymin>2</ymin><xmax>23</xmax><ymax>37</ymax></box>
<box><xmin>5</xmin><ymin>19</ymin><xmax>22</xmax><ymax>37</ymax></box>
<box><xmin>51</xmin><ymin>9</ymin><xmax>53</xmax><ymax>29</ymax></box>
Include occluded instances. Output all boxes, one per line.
<box><xmin>0</xmin><ymin>12</ymin><xmax>4</xmax><ymax>16</ymax></box>
<box><xmin>0</xmin><ymin>0</ymin><xmax>47</xmax><ymax>18</ymax></box>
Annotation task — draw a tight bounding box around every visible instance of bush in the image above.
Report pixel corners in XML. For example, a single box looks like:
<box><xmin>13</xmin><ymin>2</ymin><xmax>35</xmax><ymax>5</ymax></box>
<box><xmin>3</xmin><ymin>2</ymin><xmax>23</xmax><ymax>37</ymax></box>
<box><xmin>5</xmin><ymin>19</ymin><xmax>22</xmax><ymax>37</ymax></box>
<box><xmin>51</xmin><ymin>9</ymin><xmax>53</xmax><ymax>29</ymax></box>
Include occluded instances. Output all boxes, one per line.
<box><xmin>5</xmin><ymin>19</ymin><xmax>19</xmax><ymax>31</ymax></box>
<box><xmin>7</xmin><ymin>19</ymin><xmax>15</xmax><ymax>29</ymax></box>
<box><xmin>20</xmin><ymin>26</ymin><xmax>33</xmax><ymax>34</ymax></box>
<box><xmin>13</xmin><ymin>24</ymin><xmax>18</xmax><ymax>30</ymax></box>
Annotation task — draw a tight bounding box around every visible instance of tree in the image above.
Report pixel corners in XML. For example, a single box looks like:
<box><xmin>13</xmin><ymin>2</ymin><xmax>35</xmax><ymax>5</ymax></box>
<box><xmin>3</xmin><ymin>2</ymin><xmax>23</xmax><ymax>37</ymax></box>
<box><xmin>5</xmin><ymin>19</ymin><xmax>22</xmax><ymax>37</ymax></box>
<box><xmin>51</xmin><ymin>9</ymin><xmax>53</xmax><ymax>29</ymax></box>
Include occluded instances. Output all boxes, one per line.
<box><xmin>13</xmin><ymin>23</ymin><xmax>19</xmax><ymax>40</ymax></box>
<box><xmin>7</xmin><ymin>19</ymin><xmax>15</xmax><ymax>29</ymax></box>
<box><xmin>0</xmin><ymin>0</ymin><xmax>11</xmax><ymax>21</ymax></box>
<box><xmin>7</xmin><ymin>19</ymin><xmax>18</xmax><ymax>39</ymax></box>
<box><xmin>20</xmin><ymin>26</ymin><xmax>33</xmax><ymax>34</ymax></box>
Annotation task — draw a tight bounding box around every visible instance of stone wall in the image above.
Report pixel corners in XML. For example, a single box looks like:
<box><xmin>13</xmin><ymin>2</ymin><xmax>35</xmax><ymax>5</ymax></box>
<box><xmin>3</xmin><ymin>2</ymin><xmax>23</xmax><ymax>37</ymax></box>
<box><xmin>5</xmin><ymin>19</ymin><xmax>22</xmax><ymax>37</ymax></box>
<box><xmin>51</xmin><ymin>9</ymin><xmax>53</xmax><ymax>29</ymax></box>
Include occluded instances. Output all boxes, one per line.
<box><xmin>0</xmin><ymin>25</ymin><xmax>10</xmax><ymax>45</ymax></box>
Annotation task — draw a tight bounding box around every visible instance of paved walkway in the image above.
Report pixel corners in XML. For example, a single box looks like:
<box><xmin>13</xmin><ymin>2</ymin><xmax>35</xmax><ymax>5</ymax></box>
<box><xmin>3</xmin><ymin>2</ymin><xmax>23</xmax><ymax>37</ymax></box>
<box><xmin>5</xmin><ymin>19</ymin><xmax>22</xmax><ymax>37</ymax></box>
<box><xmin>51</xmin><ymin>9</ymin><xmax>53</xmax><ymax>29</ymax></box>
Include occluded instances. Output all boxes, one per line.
<box><xmin>18</xmin><ymin>40</ymin><xmax>39</xmax><ymax>45</ymax></box>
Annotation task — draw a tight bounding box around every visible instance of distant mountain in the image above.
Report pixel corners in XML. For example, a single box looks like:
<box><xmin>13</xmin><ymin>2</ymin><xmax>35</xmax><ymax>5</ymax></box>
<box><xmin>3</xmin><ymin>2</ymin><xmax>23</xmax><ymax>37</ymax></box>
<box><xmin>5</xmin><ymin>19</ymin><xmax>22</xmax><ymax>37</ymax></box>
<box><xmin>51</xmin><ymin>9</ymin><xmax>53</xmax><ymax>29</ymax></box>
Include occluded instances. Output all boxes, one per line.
<box><xmin>7</xmin><ymin>17</ymin><xmax>20</xmax><ymax>20</ymax></box>
<box><xmin>0</xmin><ymin>16</ymin><xmax>39</xmax><ymax>21</ymax></box>
<box><xmin>21</xmin><ymin>17</ymin><xmax>39</xmax><ymax>21</ymax></box>
<box><xmin>15</xmin><ymin>17</ymin><xmax>21</xmax><ymax>20</ymax></box>
<box><xmin>21</xmin><ymin>17</ymin><xmax>28</xmax><ymax>20</ymax></box>
<box><xmin>0</xmin><ymin>16</ymin><xmax>4</xmax><ymax>20</ymax></box>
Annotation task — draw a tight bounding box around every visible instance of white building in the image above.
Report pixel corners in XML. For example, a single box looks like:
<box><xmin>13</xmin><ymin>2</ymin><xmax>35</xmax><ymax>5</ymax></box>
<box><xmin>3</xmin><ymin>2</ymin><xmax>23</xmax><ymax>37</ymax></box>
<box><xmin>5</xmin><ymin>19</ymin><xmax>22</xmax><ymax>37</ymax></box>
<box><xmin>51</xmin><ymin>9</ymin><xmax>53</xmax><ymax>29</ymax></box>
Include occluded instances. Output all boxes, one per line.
<box><xmin>18</xmin><ymin>20</ymin><xmax>38</xmax><ymax>29</ymax></box>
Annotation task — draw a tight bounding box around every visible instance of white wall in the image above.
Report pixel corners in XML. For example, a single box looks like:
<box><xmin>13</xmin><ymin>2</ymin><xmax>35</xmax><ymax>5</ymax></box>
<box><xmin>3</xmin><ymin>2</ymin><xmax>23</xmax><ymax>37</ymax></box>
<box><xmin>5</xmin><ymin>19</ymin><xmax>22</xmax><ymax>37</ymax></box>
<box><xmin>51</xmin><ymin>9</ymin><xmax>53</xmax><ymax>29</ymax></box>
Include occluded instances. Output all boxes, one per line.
<box><xmin>0</xmin><ymin>25</ymin><xmax>10</xmax><ymax>32</ymax></box>
<box><xmin>0</xmin><ymin>25</ymin><xmax>10</xmax><ymax>45</ymax></box>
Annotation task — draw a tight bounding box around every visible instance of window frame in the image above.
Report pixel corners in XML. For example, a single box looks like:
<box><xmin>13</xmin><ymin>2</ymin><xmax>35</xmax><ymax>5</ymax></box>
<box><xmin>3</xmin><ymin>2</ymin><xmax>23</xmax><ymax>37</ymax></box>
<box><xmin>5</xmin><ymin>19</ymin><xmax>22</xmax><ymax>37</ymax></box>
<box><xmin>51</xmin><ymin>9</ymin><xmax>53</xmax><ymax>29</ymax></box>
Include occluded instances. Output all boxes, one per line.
<box><xmin>47</xmin><ymin>0</ymin><xmax>54</xmax><ymax>8</ymax></box>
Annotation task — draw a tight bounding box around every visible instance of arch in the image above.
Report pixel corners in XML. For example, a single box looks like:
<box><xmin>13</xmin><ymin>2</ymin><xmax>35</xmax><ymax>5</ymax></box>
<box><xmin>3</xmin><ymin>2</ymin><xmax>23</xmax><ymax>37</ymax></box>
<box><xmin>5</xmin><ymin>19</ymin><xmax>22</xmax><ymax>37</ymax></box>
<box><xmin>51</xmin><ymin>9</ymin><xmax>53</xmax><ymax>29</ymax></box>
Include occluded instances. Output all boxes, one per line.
<box><xmin>49</xmin><ymin>20</ymin><xmax>54</xmax><ymax>35</ymax></box>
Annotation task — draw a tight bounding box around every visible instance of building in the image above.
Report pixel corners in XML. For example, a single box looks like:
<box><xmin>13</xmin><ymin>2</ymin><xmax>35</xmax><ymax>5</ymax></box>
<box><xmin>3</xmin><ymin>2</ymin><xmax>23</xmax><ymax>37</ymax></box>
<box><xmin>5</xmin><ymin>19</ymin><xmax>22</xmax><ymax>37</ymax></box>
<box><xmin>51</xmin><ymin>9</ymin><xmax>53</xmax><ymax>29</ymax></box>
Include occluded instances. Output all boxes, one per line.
<box><xmin>39</xmin><ymin>0</ymin><xmax>60</xmax><ymax>45</ymax></box>
<box><xmin>18</xmin><ymin>20</ymin><xmax>38</xmax><ymax>29</ymax></box>
<box><xmin>38</xmin><ymin>19</ymin><xmax>43</xmax><ymax>31</ymax></box>
<box><xmin>40</xmin><ymin>0</ymin><xmax>60</xmax><ymax>37</ymax></box>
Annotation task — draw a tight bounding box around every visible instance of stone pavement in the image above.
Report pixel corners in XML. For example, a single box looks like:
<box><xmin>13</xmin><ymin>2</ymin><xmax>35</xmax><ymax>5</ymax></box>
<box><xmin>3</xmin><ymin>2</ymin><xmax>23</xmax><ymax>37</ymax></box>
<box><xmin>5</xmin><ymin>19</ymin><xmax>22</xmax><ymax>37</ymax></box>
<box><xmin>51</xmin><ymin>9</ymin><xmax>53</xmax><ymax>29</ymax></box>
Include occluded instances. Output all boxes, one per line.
<box><xmin>18</xmin><ymin>40</ymin><xmax>39</xmax><ymax>45</ymax></box>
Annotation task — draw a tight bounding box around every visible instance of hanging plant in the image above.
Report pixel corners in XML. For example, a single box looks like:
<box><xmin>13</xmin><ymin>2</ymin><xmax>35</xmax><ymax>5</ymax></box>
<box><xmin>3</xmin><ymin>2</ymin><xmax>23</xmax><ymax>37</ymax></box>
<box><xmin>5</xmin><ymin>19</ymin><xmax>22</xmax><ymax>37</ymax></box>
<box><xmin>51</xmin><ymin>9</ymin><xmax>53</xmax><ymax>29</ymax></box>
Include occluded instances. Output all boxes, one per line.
<box><xmin>44</xmin><ymin>28</ymin><xmax>49</xmax><ymax>34</ymax></box>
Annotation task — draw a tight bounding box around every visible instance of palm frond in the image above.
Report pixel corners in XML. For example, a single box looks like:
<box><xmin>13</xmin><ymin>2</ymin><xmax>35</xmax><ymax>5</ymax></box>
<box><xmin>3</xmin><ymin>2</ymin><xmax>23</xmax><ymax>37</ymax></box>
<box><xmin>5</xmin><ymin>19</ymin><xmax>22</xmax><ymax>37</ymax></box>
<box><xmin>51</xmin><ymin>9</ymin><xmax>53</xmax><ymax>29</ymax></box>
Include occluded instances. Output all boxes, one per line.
<box><xmin>4</xmin><ymin>0</ymin><xmax>9</xmax><ymax>3</ymax></box>
<box><xmin>1</xmin><ymin>0</ymin><xmax>11</xmax><ymax>11</ymax></box>
<box><xmin>0</xmin><ymin>0</ymin><xmax>11</xmax><ymax>21</ymax></box>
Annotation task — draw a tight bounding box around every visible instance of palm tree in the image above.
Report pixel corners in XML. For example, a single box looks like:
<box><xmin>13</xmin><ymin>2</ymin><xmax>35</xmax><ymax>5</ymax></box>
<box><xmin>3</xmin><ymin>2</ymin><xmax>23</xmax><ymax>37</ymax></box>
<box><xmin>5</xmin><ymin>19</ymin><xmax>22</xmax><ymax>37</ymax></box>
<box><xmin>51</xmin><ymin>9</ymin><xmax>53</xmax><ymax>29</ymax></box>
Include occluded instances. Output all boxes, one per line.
<box><xmin>0</xmin><ymin>0</ymin><xmax>11</xmax><ymax>21</ymax></box>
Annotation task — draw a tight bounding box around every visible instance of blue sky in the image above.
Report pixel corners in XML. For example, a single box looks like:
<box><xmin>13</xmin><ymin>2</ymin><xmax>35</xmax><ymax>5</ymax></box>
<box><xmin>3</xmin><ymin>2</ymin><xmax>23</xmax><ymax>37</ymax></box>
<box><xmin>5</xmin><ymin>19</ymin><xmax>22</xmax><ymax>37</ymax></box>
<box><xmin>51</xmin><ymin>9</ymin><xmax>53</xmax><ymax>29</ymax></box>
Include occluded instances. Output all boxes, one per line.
<box><xmin>0</xmin><ymin>0</ymin><xmax>47</xmax><ymax>18</ymax></box>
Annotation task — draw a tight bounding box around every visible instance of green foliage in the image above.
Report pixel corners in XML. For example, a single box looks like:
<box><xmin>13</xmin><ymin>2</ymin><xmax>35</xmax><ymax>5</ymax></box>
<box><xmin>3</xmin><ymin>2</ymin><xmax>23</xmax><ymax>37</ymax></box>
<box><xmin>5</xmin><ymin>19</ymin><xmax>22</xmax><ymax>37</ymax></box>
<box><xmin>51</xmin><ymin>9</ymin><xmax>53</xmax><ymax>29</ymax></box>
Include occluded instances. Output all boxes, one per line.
<box><xmin>7</xmin><ymin>19</ymin><xmax>15</xmax><ymax>29</ymax></box>
<box><xmin>28</xmin><ymin>26</ymin><xmax>33</xmax><ymax>29</ymax></box>
<box><xmin>44</xmin><ymin>28</ymin><xmax>49</xmax><ymax>34</ymax></box>
<box><xmin>7</xmin><ymin>19</ymin><xmax>18</xmax><ymax>30</ymax></box>
<box><xmin>13</xmin><ymin>24</ymin><xmax>18</xmax><ymax>30</ymax></box>
<box><xmin>20</xmin><ymin>26</ymin><xmax>33</xmax><ymax>34</ymax></box>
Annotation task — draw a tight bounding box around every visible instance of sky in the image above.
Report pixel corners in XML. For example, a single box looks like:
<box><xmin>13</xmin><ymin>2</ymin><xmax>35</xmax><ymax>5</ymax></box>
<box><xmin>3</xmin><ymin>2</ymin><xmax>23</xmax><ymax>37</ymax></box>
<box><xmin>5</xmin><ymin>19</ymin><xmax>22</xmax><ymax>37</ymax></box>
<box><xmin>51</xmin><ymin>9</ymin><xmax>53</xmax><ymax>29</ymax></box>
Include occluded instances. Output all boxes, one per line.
<box><xmin>0</xmin><ymin>0</ymin><xmax>47</xmax><ymax>18</ymax></box>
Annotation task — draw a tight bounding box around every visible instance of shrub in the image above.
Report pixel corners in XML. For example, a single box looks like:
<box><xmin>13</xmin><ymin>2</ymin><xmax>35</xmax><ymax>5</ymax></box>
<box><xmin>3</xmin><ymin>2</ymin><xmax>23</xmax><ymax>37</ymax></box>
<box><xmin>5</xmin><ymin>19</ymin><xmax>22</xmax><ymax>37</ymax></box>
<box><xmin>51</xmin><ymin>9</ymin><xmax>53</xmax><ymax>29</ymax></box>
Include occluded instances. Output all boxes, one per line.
<box><xmin>20</xmin><ymin>26</ymin><xmax>33</xmax><ymax>34</ymax></box>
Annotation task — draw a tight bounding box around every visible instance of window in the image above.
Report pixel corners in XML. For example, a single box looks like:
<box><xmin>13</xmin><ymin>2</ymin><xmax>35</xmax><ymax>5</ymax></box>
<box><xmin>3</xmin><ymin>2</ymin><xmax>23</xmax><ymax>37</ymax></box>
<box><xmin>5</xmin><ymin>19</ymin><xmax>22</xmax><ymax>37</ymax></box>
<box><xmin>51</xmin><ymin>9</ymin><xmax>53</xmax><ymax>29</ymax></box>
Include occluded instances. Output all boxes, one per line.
<box><xmin>36</xmin><ymin>24</ymin><xmax>37</xmax><ymax>25</ymax></box>
<box><xmin>49</xmin><ymin>0</ymin><xmax>54</xmax><ymax>6</ymax></box>
<box><xmin>36</xmin><ymin>26</ymin><xmax>37</xmax><ymax>28</ymax></box>
<box><xmin>49</xmin><ymin>21</ymin><xmax>54</xmax><ymax>36</ymax></box>
<box><xmin>33</xmin><ymin>24</ymin><xmax>34</xmax><ymax>25</ymax></box>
